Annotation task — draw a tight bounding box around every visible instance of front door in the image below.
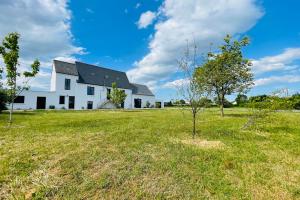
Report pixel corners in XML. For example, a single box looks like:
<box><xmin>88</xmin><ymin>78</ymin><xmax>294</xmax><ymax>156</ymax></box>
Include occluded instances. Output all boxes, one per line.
<box><xmin>134</xmin><ymin>98</ymin><xmax>142</xmax><ymax>108</ymax></box>
<box><xmin>69</xmin><ymin>96</ymin><xmax>75</xmax><ymax>109</ymax></box>
<box><xmin>87</xmin><ymin>101</ymin><xmax>93</xmax><ymax>109</ymax></box>
<box><xmin>36</xmin><ymin>97</ymin><xmax>46</xmax><ymax>109</ymax></box>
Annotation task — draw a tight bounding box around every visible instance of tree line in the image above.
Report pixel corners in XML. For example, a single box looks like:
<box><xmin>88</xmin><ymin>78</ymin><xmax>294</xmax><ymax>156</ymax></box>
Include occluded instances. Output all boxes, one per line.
<box><xmin>165</xmin><ymin>93</ymin><xmax>300</xmax><ymax>110</ymax></box>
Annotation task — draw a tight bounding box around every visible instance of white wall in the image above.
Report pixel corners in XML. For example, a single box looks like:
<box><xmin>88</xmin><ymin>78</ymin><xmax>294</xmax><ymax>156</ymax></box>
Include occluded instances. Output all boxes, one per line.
<box><xmin>73</xmin><ymin>83</ymin><xmax>133</xmax><ymax>109</ymax></box>
<box><xmin>11</xmin><ymin>91</ymin><xmax>58</xmax><ymax>110</ymax></box>
<box><xmin>12</xmin><ymin>67</ymin><xmax>158</xmax><ymax>110</ymax></box>
<box><xmin>50</xmin><ymin>65</ymin><xmax>56</xmax><ymax>92</ymax></box>
<box><xmin>13</xmin><ymin>72</ymin><xmax>136</xmax><ymax>110</ymax></box>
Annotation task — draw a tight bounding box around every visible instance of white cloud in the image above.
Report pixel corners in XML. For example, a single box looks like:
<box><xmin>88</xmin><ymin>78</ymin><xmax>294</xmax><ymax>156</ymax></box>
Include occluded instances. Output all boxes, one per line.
<box><xmin>128</xmin><ymin>0</ymin><xmax>263</xmax><ymax>87</ymax></box>
<box><xmin>0</xmin><ymin>0</ymin><xmax>85</xmax><ymax>90</ymax></box>
<box><xmin>255</xmin><ymin>75</ymin><xmax>300</xmax><ymax>86</ymax></box>
<box><xmin>163</xmin><ymin>78</ymin><xmax>189</xmax><ymax>89</ymax></box>
<box><xmin>53</xmin><ymin>56</ymin><xmax>77</xmax><ymax>63</ymax></box>
<box><xmin>252</xmin><ymin>48</ymin><xmax>300</xmax><ymax>74</ymax></box>
<box><xmin>137</xmin><ymin>11</ymin><xmax>157</xmax><ymax>29</ymax></box>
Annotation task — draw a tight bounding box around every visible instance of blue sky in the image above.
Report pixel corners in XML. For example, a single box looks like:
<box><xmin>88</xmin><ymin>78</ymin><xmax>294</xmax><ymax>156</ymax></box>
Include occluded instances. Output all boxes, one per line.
<box><xmin>0</xmin><ymin>0</ymin><xmax>300</xmax><ymax>101</ymax></box>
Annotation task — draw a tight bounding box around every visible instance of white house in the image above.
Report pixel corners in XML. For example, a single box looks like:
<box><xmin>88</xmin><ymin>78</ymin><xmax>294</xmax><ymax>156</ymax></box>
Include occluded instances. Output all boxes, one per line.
<box><xmin>12</xmin><ymin>60</ymin><xmax>163</xmax><ymax>110</ymax></box>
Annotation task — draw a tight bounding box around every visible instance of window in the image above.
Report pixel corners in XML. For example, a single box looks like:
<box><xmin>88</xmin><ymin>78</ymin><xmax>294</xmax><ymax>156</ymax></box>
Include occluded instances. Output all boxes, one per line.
<box><xmin>87</xmin><ymin>101</ymin><xmax>93</xmax><ymax>109</ymax></box>
<box><xmin>59</xmin><ymin>96</ymin><xmax>65</xmax><ymax>104</ymax></box>
<box><xmin>14</xmin><ymin>96</ymin><xmax>25</xmax><ymax>103</ymax></box>
<box><xmin>65</xmin><ymin>78</ymin><xmax>71</xmax><ymax>90</ymax></box>
<box><xmin>107</xmin><ymin>88</ymin><xmax>111</xmax><ymax>100</ymax></box>
<box><xmin>87</xmin><ymin>86</ymin><xmax>95</xmax><ymax>95</ymax></box>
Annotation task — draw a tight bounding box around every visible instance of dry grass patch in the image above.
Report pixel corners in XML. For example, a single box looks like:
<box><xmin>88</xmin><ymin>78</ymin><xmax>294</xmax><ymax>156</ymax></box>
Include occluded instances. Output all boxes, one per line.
<box><xmin>172</xmin><ymin>138</ymin><xmax>225</xmax><ymax>149</ymax></box>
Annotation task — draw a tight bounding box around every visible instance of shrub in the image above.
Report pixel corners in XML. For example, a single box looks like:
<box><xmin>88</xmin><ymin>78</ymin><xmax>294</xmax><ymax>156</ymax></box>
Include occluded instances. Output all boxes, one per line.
<box><xmin>214</xmin><ymin>97</ymin><xmax>233</xmax><ymax>108</ymax></box>
<box><xmin>247</xmin><ymin>95</ymin><xmax>295</xmax><ymax>110</ymax></box>
<box><xmin>146</xmin><ymin>101</ymin><xmax>151</xmax><ymax>108</ymax></box>
<box><xmin>235</xmin><ymin>94</ymin><xmax>248</xmax><ymax>106</ymax></box>
<box><xmin>155</xmin><ymin>102</ymin><xmax>162</xmax><ymax>108</ymax></box>
<box><xmin>49</xmin><ymin>105</ymin><xmax>55</xmax><ymax>109</ymax></box>
<box><xmin>164</xmin><ymin>101</ymin><xmax>173</xmax><ymax>107</ymax></box>
<box><xmin>199</xmin><ymin>97</ymin><xmax>213</xmax><ymax>108</ymax></box>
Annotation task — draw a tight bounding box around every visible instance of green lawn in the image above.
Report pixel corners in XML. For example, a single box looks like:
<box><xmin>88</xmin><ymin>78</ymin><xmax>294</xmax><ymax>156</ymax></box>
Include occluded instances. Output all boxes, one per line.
<box><xmin>0</xmin><ymin>108</ymin><xmax>299</xmax><ymax>199</ymax></box>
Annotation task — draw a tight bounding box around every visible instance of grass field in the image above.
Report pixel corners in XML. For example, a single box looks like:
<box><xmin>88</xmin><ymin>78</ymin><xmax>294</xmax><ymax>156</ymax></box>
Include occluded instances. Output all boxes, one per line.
<box><xmin>0</xmin><ymin>108</ymin><xmax>299</xmax><ymax>199</ymax></box>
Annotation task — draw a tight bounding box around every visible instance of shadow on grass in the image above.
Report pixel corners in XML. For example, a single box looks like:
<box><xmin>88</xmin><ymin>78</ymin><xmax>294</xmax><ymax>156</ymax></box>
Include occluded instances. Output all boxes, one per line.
<box><xmin>1</xmin><ymin>111</ymin><xmax>36</xmax><ymax>116</ymax></box>
<box><xmin>225</xmin><ymin>113</ymin><xmax>250</xmax><ymax>118</ymax></box>
<box><xmin>263</xmin><ymin>126</ymin><xmax>297</xmax><ymax>134</ymax></box>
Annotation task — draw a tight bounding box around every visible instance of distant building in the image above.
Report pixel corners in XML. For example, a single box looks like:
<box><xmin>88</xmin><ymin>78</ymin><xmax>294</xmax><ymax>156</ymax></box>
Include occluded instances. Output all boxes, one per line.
<box><xmin>11</xmin><ymin>60</ymin><xmax>163</xmax><ymax>110</ymax></box>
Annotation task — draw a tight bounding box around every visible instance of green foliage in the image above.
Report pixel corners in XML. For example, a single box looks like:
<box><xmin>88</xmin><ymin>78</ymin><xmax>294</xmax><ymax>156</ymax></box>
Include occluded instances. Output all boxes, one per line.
<box><xmin>243</xmin><ymin>94</ymin><xmax>296</xmax><ymax>130</ymax></box>
<box><xmin>109</xmin><ymin>82</ymin><xmax>127</xmax><ymax>108</ymax></box>
<box><xmin>0</xmin><ymin>32</ymin><xmax>40</xmax><ymax>99</ymax></box>
<box><xmin>155</xmin><ymin>102</ymin><xmax>162</xmax><ymax>108</ymax></box>
<box><xmin>173</xmin><ymin>99</ymin><xmax>187</xmax><ymax>106</ymax></box>
<box><xmin>0</xmin><ymin>89</ymin><xmax>8</xmax><ymax>112</ymax></box>
<box><xmin>214</xmin><ymin>97</ymin><xmax>233</xmax><ymax>108</ymax></box>
<box><xmin>248</xmin><ymin>95</ymin><xmax>268</xmax><ymax>103</ymax></box>
<box><xmin>199</xmin><ymin>97</ymin><xmax>213</xmax><ymax>108</ymax></box>
<box><xmin>23</xmin><ymin>59</ymin><xmax>40</xmax><ymax>77</ymax></box>
<box><xmin>247</xmin><ymin>95</ymin><xmax>298</xmax><ymax>110</ymax></box>
<box><xmin>49</xmin><ymin>105</ymin><xmax>55</xmax><ymax>109</ymax></box>
<box><xmin>0</xmin><ymin>32</ymin><xmax>40</xmax><ymax>122</ymax></box>
<box><xmin>145</xmin><ymin>101</ymin><xmax>151</xmax><ymax>108</ymax></box>
<box><xmin>235</xmin><ymin>94</ymin><xmax>248</xmax><ymax>106</ymax></box>
<box><xmin>290</xmin><ymin>93</ymin><xmax>300</xmax><ymax>109</ymax></box>
<box><xmin>195</xmin><ymin>34</ymin><xmax>253</xmax><ymax>116</ymax></box>
<box><xmin>164</xmin><ymin>101</ymin><xmax>173</xmax><ymax>107</ymax></box>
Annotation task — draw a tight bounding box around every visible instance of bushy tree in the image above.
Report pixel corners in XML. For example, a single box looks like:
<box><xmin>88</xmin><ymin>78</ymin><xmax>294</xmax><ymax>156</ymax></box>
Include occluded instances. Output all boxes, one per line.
<box><xmin>195</xmin><ymin>35</ymin><xmax>253</xmax><ymax>117</ymax></box>
<box><xmin>290</xmin><ymin>93</ymin><xmax>300</xmax><ymax>109</ymax></box>
<box><xmin>0</xmin><ymin>32</ymin><xmax>40</xmax><ymax>123</ymax></box>
<box><xmin>109</xmin><ymin>82</ymin><xmax>127</xmax><ymax>108</ymax></box>
<box><xmin>248</xmin><ymin>95</ymin><xmax>268</xmax><ymax>103</ymax></box>
<box><xmin>174</xmin><ymin>99</ymin><xmax>186</xmax><ymax>106</ymax></box>
<box><xmin>235</xmin><ymin>94</ymin><xmax>248</xmax><ymax>106</ymax></box>
<box><xmin>214</xmin><ymin>97</ymin><xmax>233</xmax><ymax>108</ymax></box>
<box><xmin>199</xmin><ymin>97</ymin><xmax>213</xmax><ymax>108</ymax></box>
<box><xmin>146</xmin><ymin>101</ymin><xmax>151</xmax><ymax>108</ymax></box>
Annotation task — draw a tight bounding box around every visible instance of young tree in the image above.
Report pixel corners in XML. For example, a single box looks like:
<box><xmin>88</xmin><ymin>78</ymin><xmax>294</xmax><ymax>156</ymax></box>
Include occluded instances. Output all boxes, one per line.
<box><xmin>177</xmin><ymin>41</ymin><xmax>206</xmax><ymax>138</ymax></box>
<box><xmin>195</xmin><ymin>35</ymin><xmax>253</xmax><ymax>117</ymax></box>
<box><xmin>0</xmin><ymin>32</ymin><xmax>40</xmax><ymax>123</ymax></box>
<box><xmin>109</xmin><ymin>82</ymin><xmax>127</xmax><ymax>108</ymax></box>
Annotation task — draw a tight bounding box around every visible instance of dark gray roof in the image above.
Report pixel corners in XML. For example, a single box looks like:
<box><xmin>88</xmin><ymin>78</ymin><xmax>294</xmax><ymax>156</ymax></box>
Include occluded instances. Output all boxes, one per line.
<box><xmin>53</xmin><ymin>60</ymin><xmax>78</xmax><ymax>76</ymax></box>
<box><xmin>53</xmin><ymin>60</ymin><xmax>154</xmax><ymax>95</ymax></box>
<box><xmin>75</xmin><ymin>61</ymin><xmax>132</xmax><ymax>89</ymax></box>
<box><xmin>131</xmin><ymin>83</ymin><xmax>154</xmax><ymax>96</ymax></box>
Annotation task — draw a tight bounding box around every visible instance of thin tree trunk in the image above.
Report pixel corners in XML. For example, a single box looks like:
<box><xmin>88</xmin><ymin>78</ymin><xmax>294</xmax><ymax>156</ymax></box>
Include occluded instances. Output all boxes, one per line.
<box><xmin>192</xmin><ymin>111</ymin><xmax>196</xmax><ymax>139</ymax></box>
<box><xmin>9</xmin><ymin>83</ymin><xmax>16</xmax><ymax>124</ymax></box>
<box><xmin>9</xmin><ymin>102</ymin><xmax>13</xmax><ymax>124</ymax></box>
<box><xmin>219</xmin><ymin>94</ymin><xmax>225</xmax><ymax>117</ymax></box>
<box><xmin>220</xmin><ymin>104</ymin><xmax>224</xmax><ymax>117</ymax></box>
